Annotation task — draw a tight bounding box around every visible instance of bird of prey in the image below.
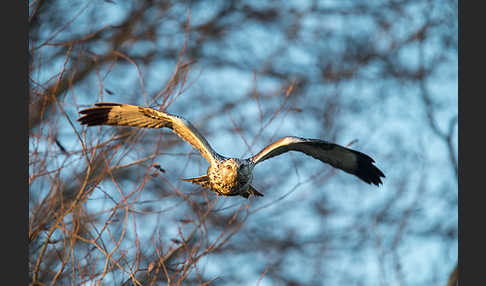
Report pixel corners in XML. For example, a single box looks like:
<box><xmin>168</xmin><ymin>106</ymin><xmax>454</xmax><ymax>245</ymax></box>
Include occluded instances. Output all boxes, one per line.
<box><xmin>78</xmin><ymin>103</ymin><xmax>385</xmax><ymax>198</ymax></box>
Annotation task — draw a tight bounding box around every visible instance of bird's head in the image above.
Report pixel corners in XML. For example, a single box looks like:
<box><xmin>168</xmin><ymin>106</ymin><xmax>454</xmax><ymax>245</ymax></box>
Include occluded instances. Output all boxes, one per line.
<box><xmin>221</xmin><ymin>158</ymin><xmax>239</xmax><ymax>179</ymax></box>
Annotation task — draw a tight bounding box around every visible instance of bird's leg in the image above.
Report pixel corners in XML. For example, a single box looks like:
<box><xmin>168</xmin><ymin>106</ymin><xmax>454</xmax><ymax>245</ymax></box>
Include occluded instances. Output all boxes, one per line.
<box><xmin>241</xmin><ymin>185</ymin><xmax>264</xmax><ymax>199</ymax></box>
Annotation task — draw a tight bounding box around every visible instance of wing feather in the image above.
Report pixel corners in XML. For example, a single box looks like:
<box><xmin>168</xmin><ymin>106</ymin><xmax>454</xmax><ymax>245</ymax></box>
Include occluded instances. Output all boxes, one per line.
<box><xmin>78</xmin><ymin>102</ymin><xmax>220</xmax><ymax>164</ymax></box>
<box><xmin>251</xmin><ymin>136</ymin><xmax>385</xmax><ymax>186</ymax></box>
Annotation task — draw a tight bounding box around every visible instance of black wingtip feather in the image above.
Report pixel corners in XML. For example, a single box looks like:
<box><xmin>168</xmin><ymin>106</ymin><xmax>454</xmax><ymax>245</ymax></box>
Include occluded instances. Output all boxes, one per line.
<box><xmin>78</xmin><ymin>106</ymin><xmax>113</xmax><ymax>126</ymax></box>
<box><xmin>355</xmin><ymin>153</ymin><xmax>385</xmax><ymax>186</ymax></box>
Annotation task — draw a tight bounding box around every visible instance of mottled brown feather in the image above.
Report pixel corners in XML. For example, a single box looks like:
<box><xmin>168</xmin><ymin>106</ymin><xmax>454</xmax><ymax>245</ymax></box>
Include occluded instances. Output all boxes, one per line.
<box><xmin>78</xmin><ymin>103</ymin><xmax>219</xmax><ymax>165</ymax></box>
<box><xmin>251</xmin><ymin>136</ymin><xmax>385</xmax><ymax>186</ymax></box>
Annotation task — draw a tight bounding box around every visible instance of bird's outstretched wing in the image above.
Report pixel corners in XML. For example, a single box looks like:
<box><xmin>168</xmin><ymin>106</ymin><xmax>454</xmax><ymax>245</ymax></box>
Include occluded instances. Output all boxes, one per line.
<box><xmin>250</xmin><ymin>136</ymin><xmax>385</xmax><ymax>186</ymax></box>
<box><xmin>78</xmin><ymin>102</ymin><xmax>220</xmax><ymax>164</ymax></box>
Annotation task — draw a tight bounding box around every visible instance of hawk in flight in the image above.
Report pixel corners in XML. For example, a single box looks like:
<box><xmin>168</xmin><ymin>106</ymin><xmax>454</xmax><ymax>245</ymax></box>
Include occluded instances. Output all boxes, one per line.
<box><xmin>78</xmin><ymin>103</ymin><xmax>385</xmax><ymax>198</ymax></box>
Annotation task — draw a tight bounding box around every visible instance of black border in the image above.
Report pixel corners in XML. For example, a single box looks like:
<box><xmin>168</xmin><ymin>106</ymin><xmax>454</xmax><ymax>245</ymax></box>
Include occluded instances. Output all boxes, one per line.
<box><xmin>458</xmin><ymin>0</ymin><xmax>472</xmax><ymax>285</ymax></box>
<box><xmin>8</xmin><ymin>0</ymin><xmax>28</xmax><ymax>283</ymax></box>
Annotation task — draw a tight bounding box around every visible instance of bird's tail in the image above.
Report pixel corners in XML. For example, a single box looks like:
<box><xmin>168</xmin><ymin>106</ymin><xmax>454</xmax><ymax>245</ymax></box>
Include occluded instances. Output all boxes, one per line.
<box><xmin>182</xmin><ymin>175</ymin><xmax>211</xmax><ymax>189</ymax></box>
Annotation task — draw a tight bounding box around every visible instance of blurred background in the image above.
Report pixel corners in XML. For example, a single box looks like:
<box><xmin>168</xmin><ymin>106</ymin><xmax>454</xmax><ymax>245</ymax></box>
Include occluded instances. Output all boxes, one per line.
<box><xmin>29</xmin><ymin>0</ymin><xmax>458</xmax><ymax>285</ymax></box>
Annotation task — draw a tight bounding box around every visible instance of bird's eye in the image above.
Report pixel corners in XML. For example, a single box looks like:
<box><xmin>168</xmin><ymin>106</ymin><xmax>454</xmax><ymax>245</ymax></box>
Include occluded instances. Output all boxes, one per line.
<box><xmin>226</xmin><ymin>165</ymin><xmax>232</xmax><ymax>170</ymax></box>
